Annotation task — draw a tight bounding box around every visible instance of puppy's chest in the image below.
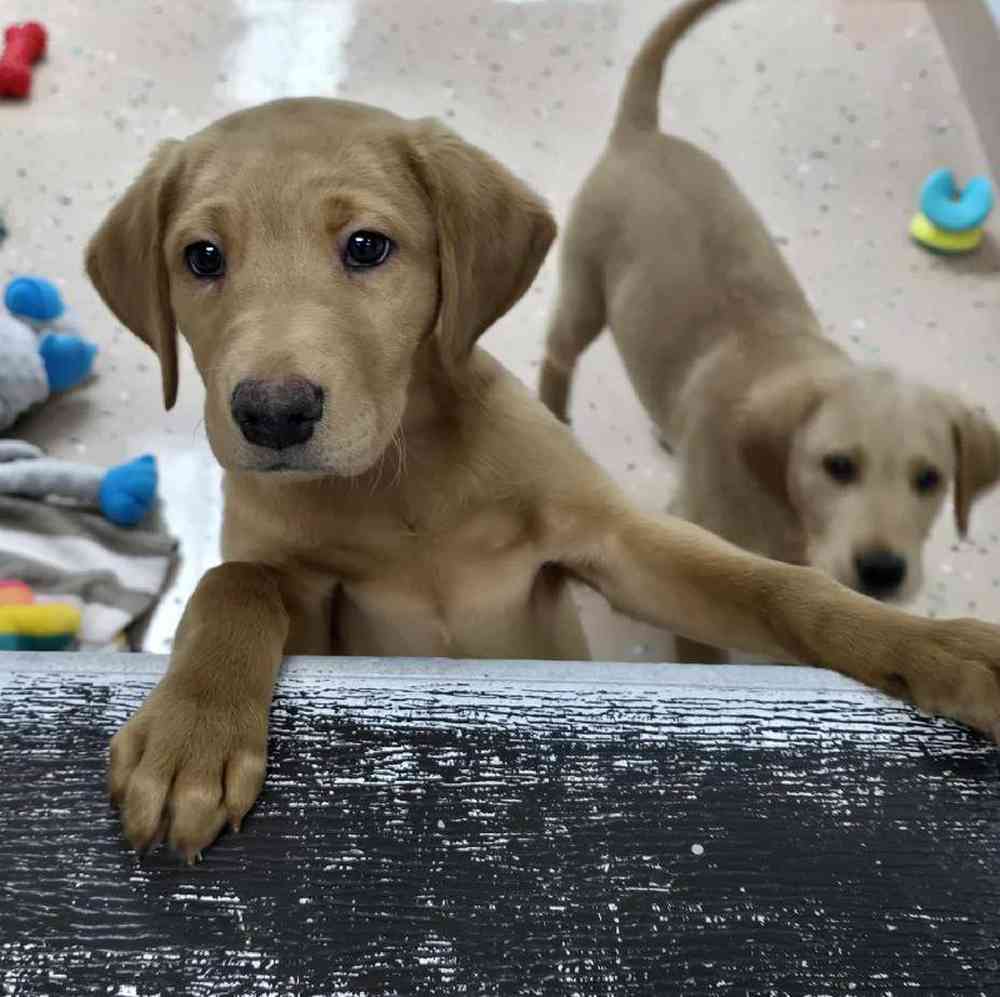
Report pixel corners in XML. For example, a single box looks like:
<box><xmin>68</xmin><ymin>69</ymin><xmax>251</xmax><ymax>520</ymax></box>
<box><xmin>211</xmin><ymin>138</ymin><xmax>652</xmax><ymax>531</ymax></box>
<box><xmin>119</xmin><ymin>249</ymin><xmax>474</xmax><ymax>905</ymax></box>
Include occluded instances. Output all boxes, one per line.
<box><xmin>298</xmin><ymin>503</ymin><xmax>540</xmax><ymax>591</ymax></box>
<box><xmin>324</xmin><ymin>509</ymin><xmax>541</xmax><ymax>619</ymax></box>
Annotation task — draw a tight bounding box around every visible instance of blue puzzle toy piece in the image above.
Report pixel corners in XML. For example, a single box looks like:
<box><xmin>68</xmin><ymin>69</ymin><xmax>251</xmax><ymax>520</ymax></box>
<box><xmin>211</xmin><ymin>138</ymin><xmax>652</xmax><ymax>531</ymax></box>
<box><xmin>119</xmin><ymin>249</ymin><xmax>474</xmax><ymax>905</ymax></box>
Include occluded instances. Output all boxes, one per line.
<box><xmin>920</xmin><ymin>169</ymin><xmax>994</xmax><ymax>233</ymax></box>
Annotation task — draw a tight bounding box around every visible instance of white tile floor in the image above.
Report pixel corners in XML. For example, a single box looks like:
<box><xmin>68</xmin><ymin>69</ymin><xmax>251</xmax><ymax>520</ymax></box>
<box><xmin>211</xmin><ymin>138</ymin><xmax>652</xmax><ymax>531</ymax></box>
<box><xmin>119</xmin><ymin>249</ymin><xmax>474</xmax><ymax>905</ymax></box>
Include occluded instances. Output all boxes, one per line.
<box><xmin>1</xmin><ymin>0</ymin><xmax>997</xmax><ymax>658</ymax></box>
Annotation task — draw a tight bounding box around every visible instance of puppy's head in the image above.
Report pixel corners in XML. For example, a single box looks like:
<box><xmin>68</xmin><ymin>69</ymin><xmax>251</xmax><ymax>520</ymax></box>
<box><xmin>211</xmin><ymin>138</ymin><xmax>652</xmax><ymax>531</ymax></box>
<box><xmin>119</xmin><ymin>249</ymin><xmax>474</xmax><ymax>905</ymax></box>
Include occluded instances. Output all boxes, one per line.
<box><xmin>740</xmin><ymin>367</ymin><xmax>1000</xmax><ymax>601</ymax></box>
<box><xmin>86</xmin><ymin>99</ymin><xmax>554</xmax><ymax>475</ymax></box>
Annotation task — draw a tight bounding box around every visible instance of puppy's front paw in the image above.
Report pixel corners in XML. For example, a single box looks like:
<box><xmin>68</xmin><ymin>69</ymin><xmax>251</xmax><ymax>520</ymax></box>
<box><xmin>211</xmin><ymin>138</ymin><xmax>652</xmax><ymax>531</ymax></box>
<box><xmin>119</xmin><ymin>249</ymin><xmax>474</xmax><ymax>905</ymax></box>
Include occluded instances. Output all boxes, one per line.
<box><xmin>108</xmin><ymin>679</ymin><xmax>268</xmax><ymax>860</ymax></box>
<box><xmin>883</xmin><ymin>619</ymin><xmax>1000</xmax><ymax>739</ymax></box>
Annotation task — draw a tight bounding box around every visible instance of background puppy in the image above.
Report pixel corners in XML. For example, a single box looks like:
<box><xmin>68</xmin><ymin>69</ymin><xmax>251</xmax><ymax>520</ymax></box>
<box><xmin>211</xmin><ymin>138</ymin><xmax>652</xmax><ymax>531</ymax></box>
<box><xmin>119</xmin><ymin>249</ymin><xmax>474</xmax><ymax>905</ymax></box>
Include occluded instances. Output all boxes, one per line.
<box><xmin>540</xmin><ymin>0</ymin><xmax>1000</xmax><ymax>659</ymax></box>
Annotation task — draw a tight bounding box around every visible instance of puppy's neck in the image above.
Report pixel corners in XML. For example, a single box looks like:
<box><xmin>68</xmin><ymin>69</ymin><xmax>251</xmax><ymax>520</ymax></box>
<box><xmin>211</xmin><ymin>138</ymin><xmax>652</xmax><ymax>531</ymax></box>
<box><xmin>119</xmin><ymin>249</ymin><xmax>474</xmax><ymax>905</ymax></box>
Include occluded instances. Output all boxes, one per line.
<box><xmin>400</xmin><ymin>340</ymin><xmax>497</xmax><ymax>438</ymax></box>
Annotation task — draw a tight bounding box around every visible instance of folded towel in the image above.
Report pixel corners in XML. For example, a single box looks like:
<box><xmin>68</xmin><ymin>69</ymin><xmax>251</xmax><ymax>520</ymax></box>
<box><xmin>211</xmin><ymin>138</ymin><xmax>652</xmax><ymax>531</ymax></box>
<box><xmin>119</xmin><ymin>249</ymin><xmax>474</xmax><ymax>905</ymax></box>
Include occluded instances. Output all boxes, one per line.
<box><xmin>0</xmin><ymin>494</ymin><xmax>178</xmax><ymax>650</ymax></box>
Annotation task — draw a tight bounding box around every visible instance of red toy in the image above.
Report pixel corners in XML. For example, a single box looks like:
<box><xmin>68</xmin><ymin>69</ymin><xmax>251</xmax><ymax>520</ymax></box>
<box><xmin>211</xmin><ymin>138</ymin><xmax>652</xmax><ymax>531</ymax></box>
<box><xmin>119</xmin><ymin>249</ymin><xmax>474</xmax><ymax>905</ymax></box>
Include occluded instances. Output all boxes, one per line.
<box><xmin>0</xmin><ymin>22</ymin><xmax>47</xmax><ymax>99</ymax></box>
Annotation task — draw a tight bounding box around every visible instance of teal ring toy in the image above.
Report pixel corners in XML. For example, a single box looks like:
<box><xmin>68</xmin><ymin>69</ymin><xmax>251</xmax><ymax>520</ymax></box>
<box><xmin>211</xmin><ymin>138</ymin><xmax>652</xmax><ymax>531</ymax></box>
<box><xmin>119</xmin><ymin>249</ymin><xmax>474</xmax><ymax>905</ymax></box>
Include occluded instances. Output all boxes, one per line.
<box><xmin>920</xmin><ymin>169</ymin><xmax>994</xmax><ymax>233</ymax></box>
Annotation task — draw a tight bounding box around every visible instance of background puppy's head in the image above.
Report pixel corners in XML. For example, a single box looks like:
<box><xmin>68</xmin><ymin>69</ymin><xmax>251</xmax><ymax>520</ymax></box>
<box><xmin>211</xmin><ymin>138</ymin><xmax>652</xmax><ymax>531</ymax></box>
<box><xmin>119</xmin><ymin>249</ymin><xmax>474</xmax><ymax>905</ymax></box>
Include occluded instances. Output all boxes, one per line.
<box><xmin>86</xmin><ymin>99</ymin><xmax>554</xmax><ymax>476</ymax></box>
<box><xmin>740</xmin><ymin>367</ymin><xmax>1000</xmax><ymax>601</ymax></box>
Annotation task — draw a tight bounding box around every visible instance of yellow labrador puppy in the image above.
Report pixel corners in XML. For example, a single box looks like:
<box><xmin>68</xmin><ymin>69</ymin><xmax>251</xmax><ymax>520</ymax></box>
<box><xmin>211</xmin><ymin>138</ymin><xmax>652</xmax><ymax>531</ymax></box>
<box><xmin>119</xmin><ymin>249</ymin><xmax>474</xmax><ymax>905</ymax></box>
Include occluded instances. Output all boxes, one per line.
<box><xmin>89</xmin><ymin>95</ymin><xmax>1000</xmax><ymax>861</ymax></box>
<box><xmin>540</xmin><ymin>0</ymin><xmax>1000</xmax><ymax>661</ymax></box>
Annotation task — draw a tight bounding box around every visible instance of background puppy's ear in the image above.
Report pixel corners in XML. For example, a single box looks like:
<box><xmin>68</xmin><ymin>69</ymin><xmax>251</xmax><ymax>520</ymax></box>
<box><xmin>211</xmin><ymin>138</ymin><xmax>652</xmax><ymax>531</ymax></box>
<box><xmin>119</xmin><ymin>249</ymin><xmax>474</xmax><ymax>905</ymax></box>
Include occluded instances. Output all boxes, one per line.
<box><xmin>408</xmin><ymin>119</ymin><xmax>556</xmax><ymax>368</ymax></box>
<box><xmin>950</xmin><ymin>403</ymin><xmax>1000</xmax><ymax>537</ymax></box>
<box><xmin>85</xmin><ymin>141</ymin><xmax>182</xmax><ymax>410</ymax></box>
<box><xmin>738</xmin><ymin>375</ymin><xmax>827</xmax><ymax>507</ymax></box>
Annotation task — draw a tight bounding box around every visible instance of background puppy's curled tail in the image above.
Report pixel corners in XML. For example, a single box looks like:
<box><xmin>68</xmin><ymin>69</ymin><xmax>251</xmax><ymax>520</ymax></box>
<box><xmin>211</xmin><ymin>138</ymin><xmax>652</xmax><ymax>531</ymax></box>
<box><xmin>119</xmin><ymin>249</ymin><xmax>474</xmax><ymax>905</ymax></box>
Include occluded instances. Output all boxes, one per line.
<box><xmin>612</xmin><ymin>0</ymin><xmax>730</xmax><ymax>139</ymax></box>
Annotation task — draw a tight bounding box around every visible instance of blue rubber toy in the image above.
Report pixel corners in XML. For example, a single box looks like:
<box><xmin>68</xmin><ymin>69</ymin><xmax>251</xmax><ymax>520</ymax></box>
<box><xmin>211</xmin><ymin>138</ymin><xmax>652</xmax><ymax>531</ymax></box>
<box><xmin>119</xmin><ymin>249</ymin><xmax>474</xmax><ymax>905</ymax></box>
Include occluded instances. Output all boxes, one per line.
<box><xmin>39</xmin><ymin>333</ymin><xmax>98</xmax><ymax>393</ymax></box>
<box><xmin>920</xmin><ymin>169</ymin><xmax>994</xmax><ymax>232</ymax></box>
<box><xmin>99</xmin><ymin>455</ymin><xmax>159</xmax><ymax>527</ymax></box>
<box><xmin>4</xmin><ymin>275</ymin><xmax>65</xmax><ymax>323</ymax></box>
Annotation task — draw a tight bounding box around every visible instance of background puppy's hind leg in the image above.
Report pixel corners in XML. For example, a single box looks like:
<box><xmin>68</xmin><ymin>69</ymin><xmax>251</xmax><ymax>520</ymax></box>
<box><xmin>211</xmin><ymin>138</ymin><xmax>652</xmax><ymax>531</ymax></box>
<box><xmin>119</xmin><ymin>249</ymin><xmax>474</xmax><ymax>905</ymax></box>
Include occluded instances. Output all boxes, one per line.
<box><xmin>539</xmin><ymin>254</ymin><xmax>606</xmax><ymax>422</ymax></box>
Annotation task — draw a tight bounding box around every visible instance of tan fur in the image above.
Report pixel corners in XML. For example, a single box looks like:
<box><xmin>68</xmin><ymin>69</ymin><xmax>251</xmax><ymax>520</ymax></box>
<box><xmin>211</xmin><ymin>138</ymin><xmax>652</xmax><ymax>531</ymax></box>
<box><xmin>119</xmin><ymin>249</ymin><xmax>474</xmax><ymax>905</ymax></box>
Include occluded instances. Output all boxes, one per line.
<box><xmin>540</xmin><ymin>0</ymin><xmax>1000</xmax><ymax>657</ymax></box>
<box><xmin>89</xmin><ymin>94</ymin><xmax>1000</xmax><ymax>860</ymax></box>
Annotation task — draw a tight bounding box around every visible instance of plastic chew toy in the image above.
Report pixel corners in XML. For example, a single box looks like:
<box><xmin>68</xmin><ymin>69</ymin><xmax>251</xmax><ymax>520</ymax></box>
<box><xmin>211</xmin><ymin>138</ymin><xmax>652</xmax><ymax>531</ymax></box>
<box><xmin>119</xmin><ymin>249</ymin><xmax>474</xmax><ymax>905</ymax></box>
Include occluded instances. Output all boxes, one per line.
<box><xmin>922</xmin><ymin>170</ymin><xmax>994</xmax><ymax>231</ymax></box>
<box><xmin>910</xmin><ymin>169</ymin><xmax>995</xmax><ymax>255</ymax></box>
<box><xmin>0</xmin><ymin>22</ymin><xmax>47</xmax><ymax>99</ymax></box>
<box><xmin>910</xmin><ymin>214</ymin><xmax>982</xmax><ymax>255</ymax></box>
<box><xmin>0</xmin><ymin>581</ymin><xmax>80</xmax><ymax>651</ymax></box>
<box><xmin>0</xmin><ymin>580</ymin><xmax>33</xmax><ymax>605</ymax></box>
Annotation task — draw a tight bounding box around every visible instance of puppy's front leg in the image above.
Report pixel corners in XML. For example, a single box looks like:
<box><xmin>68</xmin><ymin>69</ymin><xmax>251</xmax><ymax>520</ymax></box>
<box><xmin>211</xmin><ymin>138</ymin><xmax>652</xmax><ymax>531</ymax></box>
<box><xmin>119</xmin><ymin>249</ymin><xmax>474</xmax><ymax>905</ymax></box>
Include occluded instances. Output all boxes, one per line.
<box><xmin>560</xmin><ymin>507</ymin><xmax>1000</xmax><ymax>737</ymax></box>
<box><xmin>109</xmin><ymin>562</ymin><xmax>290</xmax><ymax>859</ymax></box>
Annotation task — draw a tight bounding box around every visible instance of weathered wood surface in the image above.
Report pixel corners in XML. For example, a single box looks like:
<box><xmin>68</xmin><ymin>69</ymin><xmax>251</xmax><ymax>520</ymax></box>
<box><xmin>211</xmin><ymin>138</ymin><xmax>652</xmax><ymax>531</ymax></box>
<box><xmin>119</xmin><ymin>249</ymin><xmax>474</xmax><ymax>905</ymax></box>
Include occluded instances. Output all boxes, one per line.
<box><xmin>1</xmin><ymin>654</ymin><xmax>998</xmax><ymax>996</ymax></box>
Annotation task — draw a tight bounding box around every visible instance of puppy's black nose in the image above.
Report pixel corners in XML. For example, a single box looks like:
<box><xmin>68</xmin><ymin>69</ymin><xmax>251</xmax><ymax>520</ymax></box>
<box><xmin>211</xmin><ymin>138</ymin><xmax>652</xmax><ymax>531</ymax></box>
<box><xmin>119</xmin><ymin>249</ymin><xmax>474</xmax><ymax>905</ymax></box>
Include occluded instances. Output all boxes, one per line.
<box><xmin>231</xmin><ymin>377</ymin><xmax>324</xmax><ymax>451</ymax></box>
<box><xmin>855</xmin><ymin>549</ymin><xmax>907</xmax><ymax>598</ymax></box>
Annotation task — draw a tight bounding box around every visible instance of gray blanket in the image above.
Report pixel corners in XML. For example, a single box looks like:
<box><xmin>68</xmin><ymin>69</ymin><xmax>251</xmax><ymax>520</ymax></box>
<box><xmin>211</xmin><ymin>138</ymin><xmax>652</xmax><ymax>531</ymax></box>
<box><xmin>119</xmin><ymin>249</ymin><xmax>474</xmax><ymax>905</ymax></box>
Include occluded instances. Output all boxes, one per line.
<box><xmin>0</xmin><ymin>495</ymin><xmax>178</xmax><ymax>650</ymax></box>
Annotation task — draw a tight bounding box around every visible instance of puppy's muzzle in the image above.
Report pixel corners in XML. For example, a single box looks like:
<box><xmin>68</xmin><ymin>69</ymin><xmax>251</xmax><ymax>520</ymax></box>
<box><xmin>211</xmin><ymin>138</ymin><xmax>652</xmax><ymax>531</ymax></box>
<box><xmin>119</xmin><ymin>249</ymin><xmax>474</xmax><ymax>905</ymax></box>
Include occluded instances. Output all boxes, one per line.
<box><xmin>231</xmin><ymin>377</ymin><xmax>324</xmax><ymax>451</ymax></box>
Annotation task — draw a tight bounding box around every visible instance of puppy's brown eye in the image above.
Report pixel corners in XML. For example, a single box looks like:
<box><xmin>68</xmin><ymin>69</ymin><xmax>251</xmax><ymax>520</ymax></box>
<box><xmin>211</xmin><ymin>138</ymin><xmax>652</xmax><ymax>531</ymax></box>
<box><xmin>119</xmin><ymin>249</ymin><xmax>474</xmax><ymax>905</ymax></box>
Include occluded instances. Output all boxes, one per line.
<box><xmin>185</xmin><ymin>241</ymin><xmax>225</xmax><ymax>279</ymax></box>
<box><xmin>914</xmin><ymin>466</ymin><xmax>941</xmax><ymax>494</ymax></box>
<box><xmin>823</xmin><ymin>453</ymin><xmax>857</xmax><ymax>484</ymax></box>
<box><xmin>344</xmin><ymin>231</ymin><xmax>392</xmax><ymax>269</ymax></box>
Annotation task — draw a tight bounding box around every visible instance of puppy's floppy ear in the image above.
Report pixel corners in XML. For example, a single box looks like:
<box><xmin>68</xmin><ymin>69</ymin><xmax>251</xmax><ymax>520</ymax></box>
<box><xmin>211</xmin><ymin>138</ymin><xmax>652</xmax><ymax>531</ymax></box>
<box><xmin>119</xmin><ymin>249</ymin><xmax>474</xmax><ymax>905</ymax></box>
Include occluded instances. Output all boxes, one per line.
<box><xmin>738</xmin><ymin>374</ymin><xmax>827</xmax><ymax>506</ymax></box>
<box><xmin>949</xmin><ymin>401</ymin><xmax>1000</xmax><ymax>537</ymax></box>
<box><xmin>85</xmin><ymin>141</ymin><xmax>183</xmax><ymax>410</ymax></box>
<box><xmin>407</xmin><ymin>118</ymin><xmax>556</xmax><ymax>368</ymax></box>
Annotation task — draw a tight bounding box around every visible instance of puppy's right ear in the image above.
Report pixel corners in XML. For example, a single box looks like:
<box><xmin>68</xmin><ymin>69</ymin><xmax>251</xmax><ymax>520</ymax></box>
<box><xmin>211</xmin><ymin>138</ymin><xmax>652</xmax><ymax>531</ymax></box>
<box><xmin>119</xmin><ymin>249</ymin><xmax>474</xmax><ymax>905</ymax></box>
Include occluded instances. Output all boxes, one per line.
<box><xmin>950</xmin><ymin>402</ymin><xmax>1000</xmax><ymax>537</ymax></box>
<box><xmin>85</xmin><ymin>141</ymin><xmax>182</xmax><ymax>410</ymax></box>
<box><xmin>407</xmin><ymin>118</ymin><xmax>556</xmax><ymax>372</ymax></box>
<box><xmin>738</xmin><ymin>374</ymin><xmax>827</xmax><ymax>506</ymax></box>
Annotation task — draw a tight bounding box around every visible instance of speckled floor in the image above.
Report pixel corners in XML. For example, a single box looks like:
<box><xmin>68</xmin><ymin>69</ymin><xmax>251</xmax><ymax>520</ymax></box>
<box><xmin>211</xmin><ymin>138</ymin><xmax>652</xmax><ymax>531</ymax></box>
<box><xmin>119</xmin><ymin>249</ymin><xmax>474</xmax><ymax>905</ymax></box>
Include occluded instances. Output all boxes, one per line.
<box><xmin>1</xmin><ymin>0</ymin><xmax>997</xmax><ymax>658</ymax></box>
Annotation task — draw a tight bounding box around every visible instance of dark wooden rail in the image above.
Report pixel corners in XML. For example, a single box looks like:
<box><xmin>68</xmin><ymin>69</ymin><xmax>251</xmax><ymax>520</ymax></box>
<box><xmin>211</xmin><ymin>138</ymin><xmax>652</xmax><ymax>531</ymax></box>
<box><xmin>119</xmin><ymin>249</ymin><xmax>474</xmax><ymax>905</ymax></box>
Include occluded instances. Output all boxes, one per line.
<box><xmin>1</xmin><ymin>654</ymin><xmax>997</xmax><ymax>995</ymax></box>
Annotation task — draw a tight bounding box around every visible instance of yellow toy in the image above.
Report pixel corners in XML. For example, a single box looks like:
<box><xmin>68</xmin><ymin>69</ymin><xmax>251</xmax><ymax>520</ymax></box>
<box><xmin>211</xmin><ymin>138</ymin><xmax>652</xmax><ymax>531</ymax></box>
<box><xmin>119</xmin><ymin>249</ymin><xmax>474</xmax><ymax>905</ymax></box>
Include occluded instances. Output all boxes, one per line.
<box><xmin>910</xmin><ymin>169</ymin><xmax>993</xmax><ymax>255</ymax></box>
<box><xmin>909</xmin><ymin>213</ymin><xmax>983</xmax><ymax>255</ymax></box>
<box><xmin>0</xmin><ymin>580</ymin><xmax>80</xmax><ymax>650</ymax></box>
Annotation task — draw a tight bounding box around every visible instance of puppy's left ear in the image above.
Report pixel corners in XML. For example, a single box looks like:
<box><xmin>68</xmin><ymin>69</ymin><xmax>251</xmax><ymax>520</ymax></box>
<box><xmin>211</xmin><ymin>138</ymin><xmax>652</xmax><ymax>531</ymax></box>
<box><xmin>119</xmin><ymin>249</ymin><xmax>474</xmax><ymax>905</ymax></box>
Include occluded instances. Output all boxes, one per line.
<box><xmin>408</xmin><ymin>119</ymin><xmax>556</xmax><ymax>369</ymax></box>
<box><xmin>950</xmin><ymin>402</ymin><xmax>1000</xmax><ymax>537</ymax></box>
